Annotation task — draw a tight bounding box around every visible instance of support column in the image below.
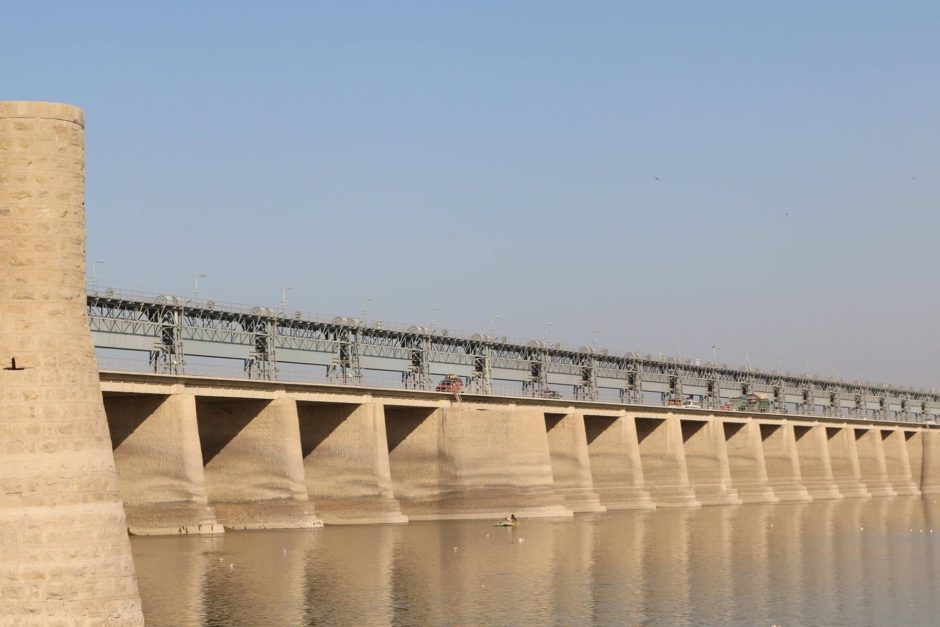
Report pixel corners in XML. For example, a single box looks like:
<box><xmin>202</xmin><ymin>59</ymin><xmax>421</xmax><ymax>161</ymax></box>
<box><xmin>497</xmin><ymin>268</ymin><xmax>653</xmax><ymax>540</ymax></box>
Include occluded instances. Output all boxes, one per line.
<box><xmin>825</xmin><ymin>426</ymin><xmax>871</xmax><ymax>498</ymax></box>
<box><xmin>0</xmin><ymin>101</ymin><xmax>143</xmax><ymax>622</ymax></box>
<box><xmin>297</xmin><ymin>402</ymin><xmax>407</xmax><ymax>524</ymax></box>
<box><xmin>758</xmin><ymin>423</ymin><xmax>811</xmax><ymax>502</ymax></box>
<box><xmin>544</xmin><ymin>412</ymin><xmax>606</xmax><ymax>513</ymax></box>
<box><xmin>106</xmin><ymin>393</ymin><xmax>223</xmax><ymax>534</ymax></box>
<box><xmin>197</xmin><ymin>397</ymin><xmax>322</xmax><ymax>529</ymax></box>
<box><xmin>581</xmin><ymin>412</ymin><xmax>653</xmax><ymax>509</ymax></box>
<box><xmin>793</xmin><ymin>425</ymin><xmax>842</xmax><ymax>499</ymax></box>
<box><xmin>854</xmin><ymin>428</ymin><xmax>896</xmax><ymax>497</ymax></box>
<box><xmin>635</xmin><ymin>415</ymin><xmax>700</xmax><ymax>507</ymax></box>
<box><xmin>385</xmin><ymin>405</ymin><xmax>571</xmax><ymax>520</ymax></box>
<box><xmin>681</xmin><ymin>418</ymin><xmax>741</xmax><ymax>505</ymax></box>
<box><xmin>880</xmin><ymin>429</ymin><xmax>920</xmax><ymax>495</ymax></box>
<box><xmin>722</xmin><ymin>420</ymin><xmax>778</xmax><ymax>503</ymax></box>
<box><xmin>920</xmin><ymin>429</ymin><xmax>940</xmax><ymax>495</ymax></box>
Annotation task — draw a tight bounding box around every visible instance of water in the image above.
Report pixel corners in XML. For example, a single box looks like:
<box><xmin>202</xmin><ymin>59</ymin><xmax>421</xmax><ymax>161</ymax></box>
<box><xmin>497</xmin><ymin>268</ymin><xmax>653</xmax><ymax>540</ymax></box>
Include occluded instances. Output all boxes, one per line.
<box><xmin>131</xmin><ymin>497</ymin><xmax>940</xmax><ymax>626</ymax></box>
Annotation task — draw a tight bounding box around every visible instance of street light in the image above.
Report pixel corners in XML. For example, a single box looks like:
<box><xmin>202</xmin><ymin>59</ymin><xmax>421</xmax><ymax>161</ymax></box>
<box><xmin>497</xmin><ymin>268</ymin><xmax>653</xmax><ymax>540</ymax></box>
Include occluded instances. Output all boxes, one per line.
<box><xmin>712</xmin><ymin>345</ymin><xmax>719</xmax><ymax>362</ymax></box>
<box><xmin>362</xmin><ymin>297</ymin><xmax>374</xmax><ymax>323</ymax></box>
<box><xmin>91</xmin><ymin>259</ymin><xmax>104</xmax><ymax>293</ymax></box>
<box><xmin>429</xmin><ymin>306</ymin><xmax>439</xmax><ymax>329</ymax></box>
<box><xmin>281</xmin><ymin>286</ymin><xmax>293</xmax><ymax>315</ymax></box>
<box><xmin>193</xmin><ymin>273</ymin><xmax>207</xmax><ymax>299</ymax></box>
<box><xmin>490</xmin><ymin>315</ymin><xmax>501</xmax><ymax>333</ymax></box>
<box><xmin>544</xmin><ymin>322</ymin><xmax>553</xmax><ymax>342</ymax></box>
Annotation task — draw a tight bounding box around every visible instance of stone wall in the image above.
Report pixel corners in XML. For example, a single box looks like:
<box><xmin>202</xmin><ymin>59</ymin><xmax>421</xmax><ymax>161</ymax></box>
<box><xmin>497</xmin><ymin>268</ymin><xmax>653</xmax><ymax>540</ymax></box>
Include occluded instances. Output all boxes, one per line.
<box><xmin>0</xmin><ymin>101</ymin><xmax>143</xmax><ymax>622</ymax></box>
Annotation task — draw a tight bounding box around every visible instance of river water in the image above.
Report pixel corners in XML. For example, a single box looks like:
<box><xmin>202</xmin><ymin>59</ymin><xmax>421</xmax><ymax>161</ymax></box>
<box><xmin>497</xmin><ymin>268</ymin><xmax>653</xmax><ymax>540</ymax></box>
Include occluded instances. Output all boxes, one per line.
<box><xmin>131</xmin><ymin>497</ymin><xmax>940</xmax><ymax>626</ymax></box>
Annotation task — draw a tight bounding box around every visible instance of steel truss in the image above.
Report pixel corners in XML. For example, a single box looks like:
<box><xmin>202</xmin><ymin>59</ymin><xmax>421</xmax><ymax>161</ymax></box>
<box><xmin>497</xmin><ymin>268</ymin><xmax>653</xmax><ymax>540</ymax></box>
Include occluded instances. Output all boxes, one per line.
<box><xmin>87</xmin><ymin>290</ymin><xmax>940</xmax><ymax>423</ymax></box>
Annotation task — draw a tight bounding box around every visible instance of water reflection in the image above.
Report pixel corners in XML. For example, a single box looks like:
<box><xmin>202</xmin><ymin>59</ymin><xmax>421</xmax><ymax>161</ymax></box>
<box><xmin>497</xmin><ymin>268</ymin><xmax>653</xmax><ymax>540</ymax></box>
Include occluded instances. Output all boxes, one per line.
<box><xmin>132</xmin><ymin>498</ymin><xmax>940</xmax><ymax>626</ymax></box>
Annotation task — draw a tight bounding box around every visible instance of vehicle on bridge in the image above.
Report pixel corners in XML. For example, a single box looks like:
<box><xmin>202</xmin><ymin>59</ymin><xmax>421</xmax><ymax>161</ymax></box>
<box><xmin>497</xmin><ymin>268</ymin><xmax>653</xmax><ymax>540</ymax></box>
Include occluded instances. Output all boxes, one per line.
<box><xmin>725</xmin><ymin>393</ymin><xmax>771</xmax><ymax>412</ymax></box>
<box><xmin>436</xmin><ymin>375</ymin><xmax>464</xmax><ymax>394</ymax></box>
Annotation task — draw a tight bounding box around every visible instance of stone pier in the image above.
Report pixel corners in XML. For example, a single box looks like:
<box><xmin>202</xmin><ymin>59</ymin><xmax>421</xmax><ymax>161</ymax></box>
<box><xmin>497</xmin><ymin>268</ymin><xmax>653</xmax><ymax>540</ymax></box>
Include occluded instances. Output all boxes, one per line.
<box><xmin>0</xmin><ymin>101</ymin><xmax>144</xmax><ymax>622</ymax></box>
<box><xmin>580</xmin><ymin>413</ymin><xmax>652</xmax><ymax>510</ymax></box>
<box><xmin>793</xmin><ymin>425</ymin><xmax>842</xmax><ymax>499</ymax></box>
<box><xmin>920</xmin><ymin>429</ymin><xmax>940</xmax><ymax>495</ymax></box>
<box><xmin>880</xmin><ymin>429</ymin><xmax>920</xmax><ymax>495</ymax></box>
<box><xmin>384</xmin><ymin>405</ymin><xmax>571</xmax><ymax>520</ymax></box>
<box><xmin>722</xmin><ymin>420</ymin><xmax>778</xmax><ymax>503</ymax></box>
<box><xmin>680</xmin><ymin>418</ymin><xmax>741</xmax><ymax>505</ymax></box>
<box><xmin>854</xmin><ymin>427</ymin><xmax>897</xmax><ymax>497</ymax></box>
<box><xmin>634</xmin><ymin>415</ymin><xmax>700</xmax><ymax>507</ymax></box>
<box><xmin>196</xmin><ymin>397</ymin><xmax>322</xmax><ymax>529</ymax></box>
<box><xmin>544</xmin><ymin>412</ymin><xmax>606</xmax><ymax>513</ymax></box>
<box><xmin>297</xmin><ymin>402</ymin><xmax>407</xmax><ymax>524</ymax></box>
<box><xmin>105</xmin><ymin>393</ymin><xmax>223</xmax><ymax>534</ymax></box>
<box><xmin>825</xmin><ymin>426</ymin><xmax>871</xmax><ymax>498</ymax></box>
<box><xmin>757</xmin><ymin>423</ymin><xmax>812</xmax><ymax>502</ymax></box>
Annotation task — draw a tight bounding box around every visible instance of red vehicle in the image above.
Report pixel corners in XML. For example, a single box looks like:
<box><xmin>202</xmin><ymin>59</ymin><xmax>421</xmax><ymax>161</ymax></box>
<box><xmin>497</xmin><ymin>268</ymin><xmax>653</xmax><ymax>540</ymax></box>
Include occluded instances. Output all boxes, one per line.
<box><xmin>436</xmin><ymin>375</ymin><xmax>463</xmax><ymax>394</ymax></box>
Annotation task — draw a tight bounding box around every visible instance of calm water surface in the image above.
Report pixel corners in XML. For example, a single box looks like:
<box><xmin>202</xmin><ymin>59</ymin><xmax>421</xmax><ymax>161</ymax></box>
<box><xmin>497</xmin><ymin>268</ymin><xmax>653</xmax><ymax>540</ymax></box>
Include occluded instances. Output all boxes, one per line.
<box><xmin>131</xmin><ymin>497</ymin><xmax>940</xmax><ymax>626</ymax></box>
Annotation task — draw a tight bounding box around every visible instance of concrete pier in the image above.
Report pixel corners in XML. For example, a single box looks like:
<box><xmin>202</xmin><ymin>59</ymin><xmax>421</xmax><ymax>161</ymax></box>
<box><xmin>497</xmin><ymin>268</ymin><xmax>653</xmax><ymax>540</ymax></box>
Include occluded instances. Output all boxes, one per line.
<box><xmin>196</xmin><ymin>397</ymin><xmax>322</xmax><ymax>529</ymax></box>
<box><xmin>634</xmin><ymin>415</ymin><xmax>700</xmax><ymax>507</ymax></box>
<box><xmin>0</xmin><ymin>101</ymin><xmax>144</xmax><ymax>622</ymax></box>
<box><xmin>854</xmin><ymin>428</ymin><xmax>897</xmax><ymax>497</ymax></box>
<box><xmin>385</xmin><ymin>405</ymin><xmax>571</xmax><ymax>520</ymax></box>
<box><xmin>825</xmin><ymin>426</ymin><xmax>871</xmax><ymax>498</ymax></box>
<box><xmin>544</xmin><ymin>412</ymin><xmax>606</xmax><ymax>513</ymax></box>
<box><xmin>297</xmin><ymin>402</ymin><xmax>407</xmax><ymax>524</ymax></box>
<box><xmin>919</xmin><ymin>430</ymin><xmax>940</xmax><ymax>495</ymax></box>
<box><xmin>793</xmin><ymin>425</ymin><xmax>842</xmax><ymax>499</ymax></box>
<box><xmin>757</xmin><ymin>423</ymin><xmax>812</xmax><ymax>502</ymax></box>
<box><xmin>106</xmin><ymin>393</ymin><xmax>223</xmax><ymax>534</ymax></box>
<box><xmin>880</xmin><ymin>429</ymin><xmax>920</xmax><ymax>496</ymax></box>
<box><xmin>680</xmin><ymin>418</ymin><xmax>741</xmax><ymax>505</ymax></box>
<box><xmin>722</xmin><ymin>420</ymin><xmax>779</xmax><ymax>503</ymax></box>
<box><xmin>580</xmin><ymin>413</ymin><xmax>653</xmax><ymax>510</ymax></box>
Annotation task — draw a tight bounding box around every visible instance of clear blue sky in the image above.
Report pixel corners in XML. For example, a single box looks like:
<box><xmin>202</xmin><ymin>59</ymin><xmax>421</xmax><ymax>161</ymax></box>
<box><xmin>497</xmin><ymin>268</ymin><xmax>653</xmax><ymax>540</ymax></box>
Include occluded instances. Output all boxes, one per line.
<box><xmin>4</xmin><ymin>2</ymin><xmax>939</xmax><ymax>387</ymax></box>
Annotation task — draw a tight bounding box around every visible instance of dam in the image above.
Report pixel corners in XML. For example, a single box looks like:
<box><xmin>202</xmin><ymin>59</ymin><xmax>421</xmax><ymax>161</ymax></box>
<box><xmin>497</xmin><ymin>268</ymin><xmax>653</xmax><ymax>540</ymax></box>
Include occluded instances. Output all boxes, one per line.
<box><xmin>3</xmin><ymin>99</ymin><xmax>939</xmax><ymax>621</ymax></box>
<box><xmin>85</xmin><ymin>284</ymin><xmax>940</xmax><ymax>534</ymax></box>
<box><xmin>99</xmin><ymin>368</ymin><xmax>939</xmax><ymax>534</ymax></box>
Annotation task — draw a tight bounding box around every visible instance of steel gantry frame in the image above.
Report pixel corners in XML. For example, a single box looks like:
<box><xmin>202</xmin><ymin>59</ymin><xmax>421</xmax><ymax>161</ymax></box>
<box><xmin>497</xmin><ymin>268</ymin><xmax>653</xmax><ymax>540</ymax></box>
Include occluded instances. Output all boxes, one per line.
<box><xmin>86</xmin><ymin>289</ymin><xmax>940</xmax><ymax>423</ymax></box>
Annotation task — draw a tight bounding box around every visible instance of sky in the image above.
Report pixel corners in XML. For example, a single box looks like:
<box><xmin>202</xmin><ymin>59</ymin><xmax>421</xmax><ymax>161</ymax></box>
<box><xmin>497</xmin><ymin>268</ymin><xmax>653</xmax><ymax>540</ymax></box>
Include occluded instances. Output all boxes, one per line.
<box><xmin>3</xmin><ymin>1</ymin><xmax>939</xmax><ymax>388</ymax></box>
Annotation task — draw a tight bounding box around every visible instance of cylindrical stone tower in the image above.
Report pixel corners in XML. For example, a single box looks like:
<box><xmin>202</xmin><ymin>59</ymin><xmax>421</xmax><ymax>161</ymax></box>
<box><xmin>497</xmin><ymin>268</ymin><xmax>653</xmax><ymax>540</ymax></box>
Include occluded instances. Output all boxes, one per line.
<box><xmin>0</xmin><ymin>102</ymin><xmax>144</xmax><ymax>623</ymax></box>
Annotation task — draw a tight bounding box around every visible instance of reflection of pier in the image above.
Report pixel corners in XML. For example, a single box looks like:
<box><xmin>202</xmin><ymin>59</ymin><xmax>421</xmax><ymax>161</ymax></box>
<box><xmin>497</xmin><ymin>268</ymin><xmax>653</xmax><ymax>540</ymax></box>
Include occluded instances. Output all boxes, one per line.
<box><xmin>131</xmin><ymin>498</ymin><xmax>940</xmax><ymax>624</ymax></box>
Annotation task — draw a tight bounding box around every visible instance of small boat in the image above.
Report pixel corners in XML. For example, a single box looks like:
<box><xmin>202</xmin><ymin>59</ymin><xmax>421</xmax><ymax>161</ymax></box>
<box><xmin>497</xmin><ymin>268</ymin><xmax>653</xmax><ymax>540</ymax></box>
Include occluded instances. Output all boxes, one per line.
<box><xmin>494</xmin><ymin>521</ymin><xmax>517</xmax><ymax>527</ymax></box>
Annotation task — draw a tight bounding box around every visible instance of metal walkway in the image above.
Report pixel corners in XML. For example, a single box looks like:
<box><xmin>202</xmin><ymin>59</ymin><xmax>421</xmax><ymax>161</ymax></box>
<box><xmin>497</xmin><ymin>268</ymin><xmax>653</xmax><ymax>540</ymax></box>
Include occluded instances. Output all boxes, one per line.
<box><xmin>87</xmin><ymin>287</ymin><xmax>939</xmax><ymax>423</ymax></box>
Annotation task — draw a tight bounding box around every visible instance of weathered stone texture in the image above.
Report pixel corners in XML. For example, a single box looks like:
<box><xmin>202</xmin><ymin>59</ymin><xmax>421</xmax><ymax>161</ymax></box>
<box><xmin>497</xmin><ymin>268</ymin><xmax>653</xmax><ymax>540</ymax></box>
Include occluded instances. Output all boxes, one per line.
<box><xmin>0</xmin><ymin>101</ymin><xmax>144</xmax><ymax>623</ymax></box>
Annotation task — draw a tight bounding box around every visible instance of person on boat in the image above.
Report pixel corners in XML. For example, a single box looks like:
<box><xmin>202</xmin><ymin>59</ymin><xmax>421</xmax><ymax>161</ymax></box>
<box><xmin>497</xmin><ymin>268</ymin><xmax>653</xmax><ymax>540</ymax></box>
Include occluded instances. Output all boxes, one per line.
<box><xmin>503</xmin><ymin>514</ymin><xmax>517</xmax><ymax>523</ymax></box>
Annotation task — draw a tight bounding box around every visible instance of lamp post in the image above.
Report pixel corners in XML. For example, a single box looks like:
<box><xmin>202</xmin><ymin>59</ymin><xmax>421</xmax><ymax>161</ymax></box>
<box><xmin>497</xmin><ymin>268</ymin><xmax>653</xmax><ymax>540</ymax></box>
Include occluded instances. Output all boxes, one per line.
<box><xmin>362</xmin><ymin>297</ymin><xmax>373</xmax><ymax>323</ymax></box>
<box><xmin>490</xmin><ymin>315</ymin><xmax>501</xmax><ymax>333</ymax></box>
<box><xmin>193</xmin><ymin>273</ymin><xmax>207</xmax><ymax>299</ymax></box>
<box><xmin>281</xmin><ymin>286</ymin><xmax>293</xmax><ymax>316</ymax></box>
<box><xmin>91</xmin><ymin>259</ymin><xmax>104</xmax><ymax>294</ymax></box>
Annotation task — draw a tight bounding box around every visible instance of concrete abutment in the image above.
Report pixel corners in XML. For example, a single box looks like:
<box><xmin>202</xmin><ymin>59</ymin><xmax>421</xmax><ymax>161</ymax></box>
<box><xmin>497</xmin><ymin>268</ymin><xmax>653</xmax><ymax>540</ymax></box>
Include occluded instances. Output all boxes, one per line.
<box><xmin>105</xmin><ymin>392</ymin><xmax>223</xmax><ymax>535</ymax></box>
<box><xmin>634</xmin><ymin>415</ymin><xmax>700</xmax><ymax>507</ymax></box>
<box><xmin>544</xmin><ymin>412</ymin><xmax>606</xmax><ymax>513</ymax></box>
<box><xmin>581</xmin><ymin>413</ymin><xmax>653</xmax><ymax>510</ymax></box>
<box><xmin>757</xmin><ymin>422</ymin><xmax>812</xmax><ymax>502</ymax></box>
<box><xmin>384</xmin><ymin>404</ymin><xmax>571</xmax><ymax>520</ymax></box>
<box><xmin>793</xmin><ymin>425</ymin><xmax>843</xmax><ymax>500</ymax></box>
<box><xmin>722</xmin><ymin>420</ymin><xmax>779</xmax><ymax>503</ymax></box>
<box><xmin>196</xmin><ymin>396</ymin><xmax>322</xmax><ymax>530</ymax></box>
<box><xmin>298</xmin><ymin>401</ymin><xmax>407</xmax><ymax>524</ymax></box>
<box><xmin>825</xmin><ymin>426</ymin><xmax>871</xmax><ymax>498</ymax></box>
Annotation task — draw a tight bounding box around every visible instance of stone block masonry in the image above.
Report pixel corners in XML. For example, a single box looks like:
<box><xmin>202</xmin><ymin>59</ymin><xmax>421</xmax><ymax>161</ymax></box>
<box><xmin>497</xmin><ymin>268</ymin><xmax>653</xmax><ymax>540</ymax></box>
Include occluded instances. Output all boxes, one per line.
<box><xmin>0</xmin><ymin>101</ymin><xmax>144</xmax><ymax>623</ymax></box>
